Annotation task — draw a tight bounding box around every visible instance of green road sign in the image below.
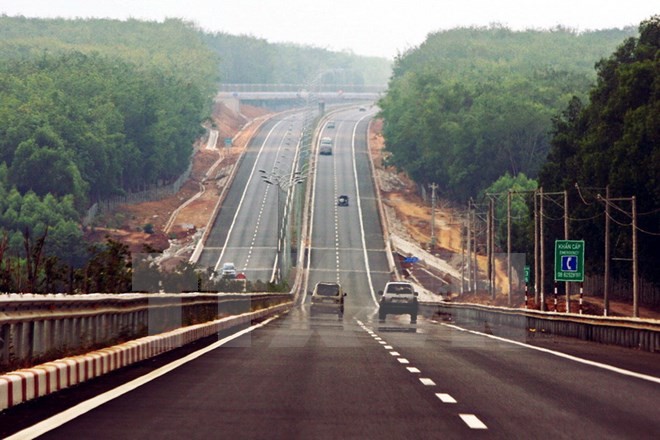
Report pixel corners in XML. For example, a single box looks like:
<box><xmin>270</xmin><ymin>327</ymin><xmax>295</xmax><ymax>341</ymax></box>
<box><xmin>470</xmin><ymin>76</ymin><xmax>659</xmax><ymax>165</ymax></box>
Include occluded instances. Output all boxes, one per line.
<box><xmin>524</xmin><ymin>266</ymin><xmax>531</xmax><ymax>284</ymax></box>
<box><xmin>554</xmin><ymin>240</ymin><xmax>585</xmax><ymax>282</ymax></box>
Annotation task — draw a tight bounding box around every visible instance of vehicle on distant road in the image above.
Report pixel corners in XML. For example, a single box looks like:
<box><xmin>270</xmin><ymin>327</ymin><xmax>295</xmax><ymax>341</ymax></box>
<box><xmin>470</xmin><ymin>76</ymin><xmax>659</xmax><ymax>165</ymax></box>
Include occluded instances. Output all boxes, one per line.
<box><xmin>221</xmin><ymin>262</ymin><xmax>237</xmax><ymax>279</ymax></box>
<box><xmin>310</xmin><ymin>282</ymin><xmax>347</xmax><ymax>317</ymax></box>
<box><xmin>378</xmin><ymin>281</ymin><xmax>418</xmax><ymax>323</ymax></box>
<box><xmin>320</xmin><ymin>136</ymin><xmax>333</xmax><ymax>155</ymax></box>
<box><xmin>358</xmin><ymin>106</ymin><xmax>366</xmax><ymax>112</ymax></box>
<box><xmin>337</xmin><ymin>195</ymin><xmax>349</xmax><ymax>206</ymax></box>
<box><xmin>326</xmin><ymin>120</ymin><xmax>336</xmax><ymax>128</ymax></box>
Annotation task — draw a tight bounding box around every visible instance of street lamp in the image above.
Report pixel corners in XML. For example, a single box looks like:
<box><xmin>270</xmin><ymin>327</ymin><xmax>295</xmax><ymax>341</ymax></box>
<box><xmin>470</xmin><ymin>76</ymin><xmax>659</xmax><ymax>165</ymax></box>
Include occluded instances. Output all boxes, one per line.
<box><xmin>262</xmin><ymin>171</ymin><xmax>305</xmax><ymax>283</ymax></box>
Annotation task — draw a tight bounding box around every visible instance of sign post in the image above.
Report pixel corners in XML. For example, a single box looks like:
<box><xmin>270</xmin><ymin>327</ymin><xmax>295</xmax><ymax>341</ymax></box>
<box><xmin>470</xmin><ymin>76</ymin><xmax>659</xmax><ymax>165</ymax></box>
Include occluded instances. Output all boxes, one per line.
<box><xmin>524</xmin><ymin>266</ymin><xmax>530</xmax><ymax>308</ymax></box>
<box><xmin>554</xmin><ymin>240</ymin><xmax>585</xmax><ymax>282</ymax></box>
<box><xmin>554</xmin><ymin>240</ymin><xmax>585</xmax><ymax>313</ymax></box>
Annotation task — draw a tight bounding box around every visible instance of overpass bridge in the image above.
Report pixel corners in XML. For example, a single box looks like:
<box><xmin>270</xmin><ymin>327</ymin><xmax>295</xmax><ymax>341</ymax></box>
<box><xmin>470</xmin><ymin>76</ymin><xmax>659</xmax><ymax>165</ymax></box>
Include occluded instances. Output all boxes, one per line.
<box><xmin>216</xmin><ymin>83</ymin><xmax>386</xmax><ymax>111</ymax></box>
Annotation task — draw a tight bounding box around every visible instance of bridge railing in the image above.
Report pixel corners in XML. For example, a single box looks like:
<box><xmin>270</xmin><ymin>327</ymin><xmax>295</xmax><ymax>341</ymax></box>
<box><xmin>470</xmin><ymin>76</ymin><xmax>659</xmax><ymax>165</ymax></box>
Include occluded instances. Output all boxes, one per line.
<box><xmin>0</xmin><ymin>293</ymin><xmax>291</xmax><ymax>371</ymax></box>
<box><xmin>218</xmin><ymin>83</ymin><xmax>387</xmax><ymax>93</ymax></box>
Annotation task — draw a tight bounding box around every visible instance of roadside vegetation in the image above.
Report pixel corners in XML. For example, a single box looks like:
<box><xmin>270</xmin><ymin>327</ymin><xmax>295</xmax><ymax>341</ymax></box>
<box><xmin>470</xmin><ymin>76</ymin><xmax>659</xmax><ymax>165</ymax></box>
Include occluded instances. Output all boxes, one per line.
<box><xmin>0</xmin><ymin>16</ymin><xmax>391</xmax><ymax>293</ymax></box>
<box><xmin>378</xmin><ymin>18</ymin><xmax>659</xmax><ymax>299</ymax></box>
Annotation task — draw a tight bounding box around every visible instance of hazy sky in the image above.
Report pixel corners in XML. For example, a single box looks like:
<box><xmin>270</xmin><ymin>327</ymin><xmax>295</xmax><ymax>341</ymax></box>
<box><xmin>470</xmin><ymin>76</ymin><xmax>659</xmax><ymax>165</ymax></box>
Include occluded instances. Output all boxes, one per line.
<box><xmin>1</xmin><ymin>1</ymin><xmax>657</xmax><ymax>58</ymax></box>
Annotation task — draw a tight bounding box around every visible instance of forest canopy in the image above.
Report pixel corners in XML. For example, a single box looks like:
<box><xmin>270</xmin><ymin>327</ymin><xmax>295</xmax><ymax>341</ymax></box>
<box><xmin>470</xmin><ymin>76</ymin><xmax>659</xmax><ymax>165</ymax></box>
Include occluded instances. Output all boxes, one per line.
<box><xmin>0</xmin><ymin>15</ymin><xmax>392</xmax><ymax>292</ymax></box>
<box><xmin>538</xmin><ymin>16</ymin><xmax>660</xmax><ymax>283</ymax></box>
<box><xmin>378</xmin><ymin>25</ymin><xmax>637</xmax><ymax>202</ymax></box>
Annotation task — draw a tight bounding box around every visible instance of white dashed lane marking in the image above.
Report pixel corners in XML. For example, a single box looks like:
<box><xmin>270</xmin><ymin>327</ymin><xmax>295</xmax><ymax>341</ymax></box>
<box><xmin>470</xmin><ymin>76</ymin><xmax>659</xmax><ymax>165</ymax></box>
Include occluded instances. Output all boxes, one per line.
<box><xmin>359</xmin><ymin>321</ymin><xmax>488</xmax><ymax>431</ymax></box>
<box><xmin>435</xmin><ymin>393</ymin><xmax>457</xmax><ymax>403</ymax></box>
<box><xmin>459</xmin><ymin>414</ymin><xmax>488</xmax><ymax>430</ymax></box>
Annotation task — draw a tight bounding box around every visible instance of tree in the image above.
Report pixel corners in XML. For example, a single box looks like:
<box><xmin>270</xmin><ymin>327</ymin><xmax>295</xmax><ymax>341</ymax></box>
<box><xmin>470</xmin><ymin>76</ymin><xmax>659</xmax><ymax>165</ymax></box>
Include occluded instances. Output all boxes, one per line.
<box><xmin>539</xmin><ymin>15</ymin><xmax>660</xmax><ymax>283</ymax></box>
<box><xmin>379</xmin><ymin>25</ymin><xmax>632</xmax><ymax>203</ymax></box>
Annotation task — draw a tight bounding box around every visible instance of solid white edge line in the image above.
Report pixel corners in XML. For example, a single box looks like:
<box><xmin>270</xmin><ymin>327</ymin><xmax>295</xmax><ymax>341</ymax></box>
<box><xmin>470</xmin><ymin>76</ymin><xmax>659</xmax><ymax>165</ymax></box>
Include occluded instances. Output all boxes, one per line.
<box><xmin>442</xmin><ymin>323</ymin><xmax>660</xmax><ymax>384</ymax></box>
<box><xmin>7</xmin><ymin>315</ymin><xmax>282</xmax><ymax>440</ymax></box>
<box><xmin>459</xmin><ymin>414</ymin><xmax>488</xmax><ymax>429</ymax></box>
<box><xmin>351</xmin><ymin>113</ymin><xmax>380</xmax><ymax>306</ymax></box>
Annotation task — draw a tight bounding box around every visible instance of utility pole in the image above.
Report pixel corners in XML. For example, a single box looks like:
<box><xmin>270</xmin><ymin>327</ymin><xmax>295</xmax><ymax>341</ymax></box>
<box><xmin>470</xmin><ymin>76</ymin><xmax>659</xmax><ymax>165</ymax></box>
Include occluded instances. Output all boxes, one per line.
<box><xmin>598</xmin><ymin>192</ymin><xmax>639</xmax><ymax>318</ymax></box>
<box><xmin>461</xmin><ymin>217</ymin><xmax>465</xmax><ymax>294</ymax></box>
<box><xmin>429</xmin><ymin>183</ymin><xmax>438</xmax><ymax>249</ymax></box>
<box><xmin>604</xmin><ymin>185</ymin><xmax>610</xmax><ymax>316</ymax></box>
<box><xmin>466</xmin><ymin>202</ymin><xmax>471</xmax><ymax>293</ymax></box>
<box><xmin>490</xmin><ymin>198</ymin><xmax>496</xmax><ymax>299</ymax></box>
<box><xmin>467</xmin><ymin>199</ymin><xmax>472</xmax><ymax>292</ymax></box>
<box><xmin>633</xmin><ymin>196</ymin><xmax>638</xmax><ymax>318</ymax></box>
<box><xmin>488</xmin><ymin>197</ymin><xmax>495</xmax><ymax>299</ymax></box>
<box><xmin>539</xmin><ymin>187</ymin><xmax>545</xmax><ymax>311</ymax></box>
<box><xmin>534</xmin><ymin>189</ymin><xmax>539</xmax><ymax>306</ymax></box>
<box><xmin>473</xmin><ymin>209</ymin><xmax>478</xmax><ymax>292</ymax></box>
<box><xmin>507</xmin><ymin>190</ymin><xmax>512</xmax><ymax>306</ymax></box>
<box><xmin>564</xmin><ymin>190</ymin><xmax>570</xmax><ymax>312</ymax></box>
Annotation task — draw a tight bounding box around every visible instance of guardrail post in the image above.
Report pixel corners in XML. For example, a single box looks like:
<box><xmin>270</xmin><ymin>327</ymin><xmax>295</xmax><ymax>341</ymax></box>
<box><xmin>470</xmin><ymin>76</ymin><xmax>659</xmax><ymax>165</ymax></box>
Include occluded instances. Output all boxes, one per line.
<box><xmin>32</xmin><ymin>320</ymin><xmax>42</xmax><ymax>358</ymax></box>
<box><xmin>524</xmin><ymin>282</ymin><xmax>529</xmax><ymax>309</ymax></box>
<box><xmin>0</xmin><ymin>324</ymin><xmax>9</xmax><ymax>365</ymax></box>
<box><xmin>579</xmin><ymin>283</ymin><xmax>583</xmax><ymax>315</ymax></box>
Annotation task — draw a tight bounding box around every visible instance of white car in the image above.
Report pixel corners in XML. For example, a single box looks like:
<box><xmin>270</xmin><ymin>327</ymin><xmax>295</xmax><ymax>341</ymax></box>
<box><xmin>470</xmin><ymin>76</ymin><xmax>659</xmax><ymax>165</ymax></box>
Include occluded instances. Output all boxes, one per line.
<box><xmin>221</xmin><ymin>262</ymin><xmax>237</xmax><ymax>279</ymax></box>
<box><xmin>378</xmin><ymin>281</ymin><xmax>418</xmax><ymax>323</ymax></box>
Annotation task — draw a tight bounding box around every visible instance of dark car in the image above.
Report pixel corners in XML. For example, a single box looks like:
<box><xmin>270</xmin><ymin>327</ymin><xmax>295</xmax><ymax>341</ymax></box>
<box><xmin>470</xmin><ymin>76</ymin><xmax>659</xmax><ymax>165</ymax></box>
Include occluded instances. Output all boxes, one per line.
<box><xmin>338</xmin><ymin>195</ymin><xmax>349</xmax><ymax>206</ymax></box>
<box><xmin>310</xmin><ymin>282</ymin><xmax>347</xmax><ymax>317</ymax></box>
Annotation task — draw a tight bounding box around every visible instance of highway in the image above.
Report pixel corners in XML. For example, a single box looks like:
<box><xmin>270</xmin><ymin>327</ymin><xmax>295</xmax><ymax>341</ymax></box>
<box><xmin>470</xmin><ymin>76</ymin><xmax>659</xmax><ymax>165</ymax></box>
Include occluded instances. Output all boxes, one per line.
<box><xmin>2</xmin><ymin>107</ymin><xmax>659</xmax><ymax>439</ymax></box>
<box><xmin>197</xmin><ymin>112</ymin><xmax>304</xmax><ymax>282</ymax></box>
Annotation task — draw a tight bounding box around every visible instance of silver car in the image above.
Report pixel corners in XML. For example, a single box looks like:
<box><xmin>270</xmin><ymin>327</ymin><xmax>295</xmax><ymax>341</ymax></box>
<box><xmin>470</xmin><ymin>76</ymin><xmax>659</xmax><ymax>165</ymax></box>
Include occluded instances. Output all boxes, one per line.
<box><xmin>221</xmin><ymin>262</ymin><xmax>237</xmax><ymax>279</ymax></box>
<box><xmin>310</xmin><ymin>282</ymin><xmax>347</xmax><ymax>317</ymax></box>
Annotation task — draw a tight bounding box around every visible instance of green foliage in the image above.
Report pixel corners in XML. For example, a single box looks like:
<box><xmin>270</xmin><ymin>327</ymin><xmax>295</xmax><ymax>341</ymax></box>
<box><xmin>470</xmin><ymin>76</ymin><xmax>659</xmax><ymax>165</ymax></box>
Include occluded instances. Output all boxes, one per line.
<box><xmin>0</xmin><ymin>17</ymin><xmax>217</xmax><ymax>204</ymax></box>
<box><xmin>379</xmin><ymin>25</ymin><xmax>636</xmax><ymax>203</ymax></box>
<box><xmin>539</xmin><ymin>16</ymin><xmax>660</xmax><ymax>283</ymax></box>
<box><xmin>482</xmin><ymin>173</ymin><xmax>537</xmax><ymax>253</ymax></box>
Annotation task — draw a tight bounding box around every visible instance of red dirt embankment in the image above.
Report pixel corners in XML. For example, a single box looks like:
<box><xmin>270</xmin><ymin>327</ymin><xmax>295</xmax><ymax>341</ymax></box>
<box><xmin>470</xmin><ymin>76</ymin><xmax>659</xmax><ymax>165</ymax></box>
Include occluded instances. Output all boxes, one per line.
<box><xmin>89</xmin><ymin>102</ymin><xmax>270</xmax><ymax>254</ymax></box>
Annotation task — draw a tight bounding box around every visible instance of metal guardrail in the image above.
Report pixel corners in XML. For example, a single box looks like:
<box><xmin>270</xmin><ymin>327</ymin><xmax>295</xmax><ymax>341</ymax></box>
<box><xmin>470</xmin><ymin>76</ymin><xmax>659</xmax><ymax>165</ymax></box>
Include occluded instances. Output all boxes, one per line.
<box><xmin>420</xmin><ymin>302</ymin><xmax>660</xmax><ymax>352</ymax></box>
<box><xmin>0</xmin><ymin>300</ymin><xmax>292</xmax><ymax>411</ymax></box>
<box><xmin>0</xmin><ymin>293</ymin><xmax>291</xmax><ymax>371</ymax></box>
